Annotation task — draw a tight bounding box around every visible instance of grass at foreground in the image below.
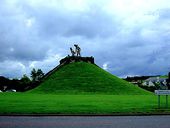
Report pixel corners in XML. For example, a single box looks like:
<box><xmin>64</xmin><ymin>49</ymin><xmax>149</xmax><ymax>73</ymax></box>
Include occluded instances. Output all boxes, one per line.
<box><xmin>0</xmin><ymin>93</ymin><xmax>170</xmax><ymax>114</ymax></box>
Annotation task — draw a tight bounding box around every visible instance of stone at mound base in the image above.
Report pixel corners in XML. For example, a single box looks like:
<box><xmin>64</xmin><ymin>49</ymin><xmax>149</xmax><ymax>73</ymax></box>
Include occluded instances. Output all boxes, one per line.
<box><xmin>60</xmin><ymin>56</ymin><xmax>95</xmax><ymax>65</ymax></box>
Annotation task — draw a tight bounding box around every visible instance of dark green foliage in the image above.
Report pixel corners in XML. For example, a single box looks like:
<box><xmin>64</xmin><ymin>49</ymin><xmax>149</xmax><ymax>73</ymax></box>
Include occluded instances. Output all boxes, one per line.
<box><xmin>10</xmin><ymin>78</ymin><xmax>21</xmax><ymax>91</ymax></box>
<box><xmin>0</xmin><ymin>76</ymin><xmax>22</xmax><ymax>91</ymax></box>
<box><xmin>17</xmin><ymin>74</ymin><xmax>31</xmax><ymax>91</ymax></box>
<box><xmin>0</xmin><ymin>69</ymin><xmax>44</xmax><ymax>92</ymax></box>
<box><xmin>0</xmin><ymin>76</ymin><xmax>10</xmax><ymax>91</ymax></box>
<box><xmin>31</xmin><ymin>68</ymin><xmax>36</xmax><ymax>81</ymax></box>
<box><xmin>139</xmin><ymin>85</ymin><xmax>156</xmax><ymax>92</ymax></box>
<box><xmin>20</xmin><ymin>74</ymin><xmax>31</xmax><ymax>85</ymax></box>
<box><xmin>30</xmin><ymin>62</ymin><xmax>150</xmax><ymax>95</ymax></box>
<box><xmin>125</xmin><ymin>76</ymin><xmax>150</xmax><ymax>81</ymax></box>
<box><xmin>31</xmin><ymin>68</ymin><xmax>44</xmax><ymax>82</ymax></box>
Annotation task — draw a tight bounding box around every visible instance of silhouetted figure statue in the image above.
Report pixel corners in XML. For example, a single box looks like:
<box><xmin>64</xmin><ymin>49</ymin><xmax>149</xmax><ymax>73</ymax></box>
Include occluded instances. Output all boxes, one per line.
<box><xmin>70</xmin><ymin>47</ymin><xmax>75</xmax><ymax>56</ymax></box>
<box><xmin>74</xmin><ymin>44</ymin><xmax>81</xmax><ymax>56</ymax></box>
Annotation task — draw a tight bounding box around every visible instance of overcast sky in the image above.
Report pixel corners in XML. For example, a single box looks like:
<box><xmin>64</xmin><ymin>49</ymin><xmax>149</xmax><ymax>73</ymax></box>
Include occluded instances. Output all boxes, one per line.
<box><xmin>0</xmin><ymin>0</ymin><xmax>170</xmax><ymax>78</ymax></box>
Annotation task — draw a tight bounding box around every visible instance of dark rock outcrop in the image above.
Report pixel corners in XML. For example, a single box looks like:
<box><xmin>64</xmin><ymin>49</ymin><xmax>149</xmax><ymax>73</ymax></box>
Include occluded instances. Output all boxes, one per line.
<box><xmin>60</xmin><ymin>56</ymin><xmax>95</xmax><ymax>65</ymax></box>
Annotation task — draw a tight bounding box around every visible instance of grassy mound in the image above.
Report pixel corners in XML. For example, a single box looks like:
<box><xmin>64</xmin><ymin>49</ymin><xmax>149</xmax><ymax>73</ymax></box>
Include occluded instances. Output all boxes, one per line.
<box><xmin>30</xmin><ymin>62</ymin><xmax>150</xmax><ymax>95</ymax></box>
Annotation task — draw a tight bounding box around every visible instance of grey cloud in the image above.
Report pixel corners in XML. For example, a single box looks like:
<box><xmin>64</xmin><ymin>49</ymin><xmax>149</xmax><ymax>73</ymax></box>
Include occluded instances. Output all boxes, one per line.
<box><xmin>93</xmin><ymin>26</ymin><xmax>170</xmax><ymax>77</ymax></box>
<box><xmin>0</xmin><ymin>1</ymin><xmax>49</xmax><ymax>62</ymax></box>
<box><xmin>0</xmin><ymin>0</ymin><xmax>170</xmax><ymax>78</ymax></box>
<box><xmin>64</xmin><ymin>11</ymin><xmax>119</xmax><ymax>38</ymax></box>
<box><xmin>23</xmin><ymin>4</ymin><xmax>120</xmax><ymax>39</ymax></box>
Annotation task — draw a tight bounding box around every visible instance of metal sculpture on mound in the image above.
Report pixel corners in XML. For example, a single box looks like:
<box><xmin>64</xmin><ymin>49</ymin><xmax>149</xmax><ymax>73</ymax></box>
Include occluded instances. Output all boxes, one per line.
<box><xmin>43</xmin><ymin>44</ymin><xmax>94</xmax><ymax>80</ymax></box>
<box><xmin>60</xmin><ymin>44</ymin><xmax>94</xmax><ymax>65</ymax></box>
<box><xmin>70</xmin><ymin>44</ymin><xmax>81</xmax><ymax>57</ymax></box>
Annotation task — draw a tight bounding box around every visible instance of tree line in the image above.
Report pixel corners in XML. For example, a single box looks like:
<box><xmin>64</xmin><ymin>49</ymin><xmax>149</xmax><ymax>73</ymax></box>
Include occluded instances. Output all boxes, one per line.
<box><xmin>0</xmin><ymin>68</ymin><xmax>44</xmax><ymax>92</ymax></box>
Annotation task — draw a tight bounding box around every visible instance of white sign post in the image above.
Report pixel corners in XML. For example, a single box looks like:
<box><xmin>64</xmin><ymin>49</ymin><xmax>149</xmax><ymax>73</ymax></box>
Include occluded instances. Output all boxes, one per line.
<box><xmin>155</xmin><ymin>90</ymin><xmax>170</xmax><ymax>109</ymax></box>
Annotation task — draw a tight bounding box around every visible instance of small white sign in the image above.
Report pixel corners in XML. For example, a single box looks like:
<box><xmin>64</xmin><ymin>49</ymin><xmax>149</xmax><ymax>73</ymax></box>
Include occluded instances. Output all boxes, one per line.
<box><xmin>155</xmin><ymin>90</ymin><xmax>170</xmax><ymax>95</ymax></box>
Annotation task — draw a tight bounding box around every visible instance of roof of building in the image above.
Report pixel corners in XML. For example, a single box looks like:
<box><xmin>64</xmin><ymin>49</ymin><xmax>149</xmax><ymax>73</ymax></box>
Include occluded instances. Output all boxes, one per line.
<box><xmin>145</xmin><ymin>77</ymin><xmax>167</xmax><ymax>82</ymax></box>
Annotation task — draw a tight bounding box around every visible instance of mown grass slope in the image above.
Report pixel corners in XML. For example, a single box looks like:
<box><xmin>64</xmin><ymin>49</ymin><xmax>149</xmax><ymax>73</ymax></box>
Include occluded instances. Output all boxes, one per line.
<box><xmin>30</xmin><ymin>62</ymin><xmax>150</xmax><ymax>95</ymax></box>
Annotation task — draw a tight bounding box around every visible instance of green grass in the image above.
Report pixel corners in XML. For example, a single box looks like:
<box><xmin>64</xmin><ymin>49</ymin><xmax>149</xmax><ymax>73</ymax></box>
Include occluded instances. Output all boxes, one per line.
<box><xmin>30</xmin><ymin>62</ymin><xmax>150</xmax><ymax>95</ymax></box>
<box><xmin>159</xmin><ymin>75</ymin><xmax>168</xmax><ymax>78</ymax></box>
<box><xmin>0</xmin><ymin>93</ymin><xmax>170</xmax><ymax>114</ymax></box>
<box><xmin>0</xmin><ymin>62</ymin><xmax>164</xmax><ymax>114</ymax></box>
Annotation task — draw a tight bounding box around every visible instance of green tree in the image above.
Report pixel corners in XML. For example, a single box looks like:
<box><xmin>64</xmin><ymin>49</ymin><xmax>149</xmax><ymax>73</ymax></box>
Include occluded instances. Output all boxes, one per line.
<box><xmin>31</xmin><ymin>68</ymin><xmax>44</xmax><ymax>82</ymax></box>
<box><xmin>36</xmin><ymin>69</ymin><xmax>44</xmax><ymax>81</ymax></box>
<box><xmin>20</xmin><ymin>74</ymin><xmax>31</xmax><ymax>85</ymax></box>
<box><xmin>31</xmin><ymin>68</ymin><xmax>37</xmax><ymax>81</ymax></box>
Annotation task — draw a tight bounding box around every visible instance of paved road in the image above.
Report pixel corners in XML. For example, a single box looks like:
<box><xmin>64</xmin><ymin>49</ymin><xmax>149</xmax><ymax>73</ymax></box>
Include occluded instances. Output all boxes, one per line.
<box><xmin>0</xmin><ymin>115</ymin><xmax>170</xmax><ymax>128</ymax></box>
